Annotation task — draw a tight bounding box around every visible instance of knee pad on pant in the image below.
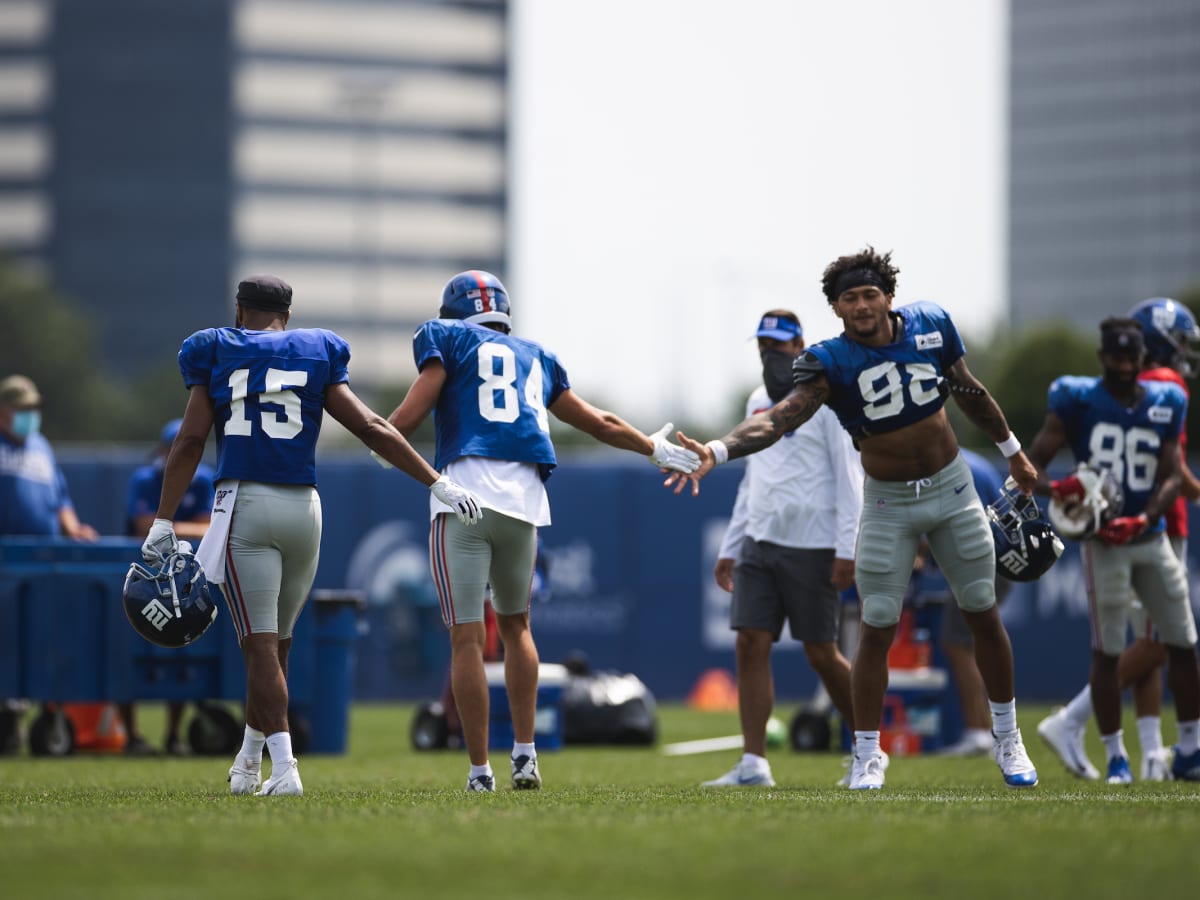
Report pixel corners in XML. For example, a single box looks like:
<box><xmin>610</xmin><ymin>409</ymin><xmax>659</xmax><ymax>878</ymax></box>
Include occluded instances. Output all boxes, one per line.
<box><xmin>954</xmin><ymin>578</ymin><xmax>996</xmax><ymax>614</ymax></box>
<box><xmin>861</xmin><ymin>593</ymin><xmax>902</xmax><ymax>628</ymax></box>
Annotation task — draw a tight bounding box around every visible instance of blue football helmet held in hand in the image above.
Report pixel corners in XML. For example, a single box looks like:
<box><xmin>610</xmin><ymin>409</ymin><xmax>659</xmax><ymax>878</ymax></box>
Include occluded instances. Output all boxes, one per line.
<box><xmin>439</xmin><ymin>270</ymin><xmax>511</xmax><ymax>332</ymax></box>
<box><xmin>1128</xmin><ymin>297</ymin><xmax>1200</xmax><ymax>377</ymax></box>
<box><xmin>123</xmin><ymin>546</ymin><xmax>217</xmax><ymax>648</ymax></box>
<box><xmin>987</xmin><ymin>478</ymin><xmax>1065</xmax><ymax>582</ymax></box>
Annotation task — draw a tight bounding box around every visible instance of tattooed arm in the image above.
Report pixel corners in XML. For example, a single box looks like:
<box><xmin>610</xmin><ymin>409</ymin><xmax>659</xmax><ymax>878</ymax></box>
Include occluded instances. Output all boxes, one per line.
<box><xmin>666</xmin><ymin>376</ymin><xmax>829</xmax><ymax>495</ymax></box>
<box><xmin>944</xmin><ymin>357</ymin><xmax>1037</xmax><ymax>492</ymax></box>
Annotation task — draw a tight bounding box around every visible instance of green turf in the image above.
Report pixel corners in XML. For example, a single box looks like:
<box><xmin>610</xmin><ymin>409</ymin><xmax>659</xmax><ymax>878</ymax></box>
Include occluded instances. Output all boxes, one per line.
<box><xmin>1</xmin><ymin>702</ymin><xmax>1196</xmax><ymax>899</ymax></box>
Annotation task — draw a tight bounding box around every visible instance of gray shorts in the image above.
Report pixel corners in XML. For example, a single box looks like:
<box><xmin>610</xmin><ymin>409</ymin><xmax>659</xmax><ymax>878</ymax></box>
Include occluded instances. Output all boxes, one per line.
<box><xmin>731</xmin><ymin>538</ymin><xmax>840</xmax><ymax>643</ymax></box>
<box><xmin>1126</xmin><ymin>535</ymin><xmax>1186</xmax><ymax>640</ymax></box>
<box><xmin>220</xmin><ymin>482</ymin><xmax>322</xmax><ymax>641</ymax></box>
<box><xmin>856</xmin><ymin>453</ymin><xmax>996</xmax><ymax>628</ymax></box>
<box><xmin>1082</xmin><ymin>532</ymin><xmax>1197</xmax><ymax>655</ymax></box>
<box><xmin>429</xmin><ymin>510</ymin><xmax>538</xmax><ymax>625</ymax></box>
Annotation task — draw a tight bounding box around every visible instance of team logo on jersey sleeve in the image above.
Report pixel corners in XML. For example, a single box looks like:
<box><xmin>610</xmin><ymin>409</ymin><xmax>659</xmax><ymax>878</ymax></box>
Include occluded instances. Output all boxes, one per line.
<box><xmin>915</xmin><ymin>332</ymin><xmax>944</xmax><ymax>351</ymax></box>
<box><xmin>1148</xmin><ymin>405</ymin><xmax>1172</xmax><ymax>423</ymax></box>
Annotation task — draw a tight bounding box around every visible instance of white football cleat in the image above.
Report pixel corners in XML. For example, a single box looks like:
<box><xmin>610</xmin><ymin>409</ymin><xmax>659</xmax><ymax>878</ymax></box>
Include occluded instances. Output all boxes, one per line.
<box><xmin>1140</xmin><ymin>748</ymin><xmax>1174</xmax><ymax>782</ymax></box>
<box><xmin>257</xmin><ymin>758</ymin><xmax>303</xmax><ymax>796</ymax></box>
<box><xmin>702</xmin><ymin>758</ymin><xmax>775</xmax><ymax>787</ymax></box>
<box><xmin>511</xmin><ymin>754</ymin><xmax>542</xmax><ymax>790</ymax></box>
<box><xmin>228</xmin><ymin>756</ymin><xmax>262</xmax><ymax>795</ymax></box>
<box><xmin>1037</xmin><ymin>708</ymin><xmax>1100</xmax><ymax>780</ymax></box>
<box><xmin>847</xmin><ymin>751</ymin><xmax>887</xmax><ymax>790</ymax></box>
<box><xmin>993</xmin><ymin>729</ymin><xmax>1038</xmax><ymax>788</ymax></box>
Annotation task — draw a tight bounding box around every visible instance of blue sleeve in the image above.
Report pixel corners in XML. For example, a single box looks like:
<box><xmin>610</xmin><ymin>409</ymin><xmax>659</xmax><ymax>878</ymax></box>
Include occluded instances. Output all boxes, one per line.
<box><xmin>934</xmin><ymin>304</ymin><xmax>966</xmax><ymax>369</ymax></box>
<box><xmin>543</xmin><ymin>348</ymin><xmax>570</xmax><ymax>406</ymax></box>
<box><xmin>179</xmin><ymin>329</ymin><xmax>218</xmax><ymax>388</ymax></box>
<box><xmin>413</xmin><ymin>320</ymin><xmax>447</xmax><ymax>371</ymax></box>
<box><xmin>54</xmin><ymin>467</ymin><xmax>73</xmax><ymax>513</ymax></box>
<box><xmin>326</xmin><ymin>330</ymin><xmax>351</xmax><ymax>385</ymax></box>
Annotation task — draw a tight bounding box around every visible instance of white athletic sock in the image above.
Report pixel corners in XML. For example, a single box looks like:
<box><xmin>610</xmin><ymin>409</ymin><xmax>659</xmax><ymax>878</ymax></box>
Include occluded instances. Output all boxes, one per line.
<box><xmin>741</xmin><ymin>752</ymin><xmax>769</xmax><ymax>770</ymax></box>
<box><xmin>1063</xmin><ymin>686</ymin><xmax>1092</xmax><ymax>729</ymax></box>
<box><xmin>469</xmin><ymin>763</ymin><xmax>493</xmax><ymax>779</ymax></box>
<box><xmin>239</xmin><ymin>726</ymin><xmax>265</xmax><ymax>763</ymax></box>
<box><xmin>1136</xmin><ymin>716</ymin><xmax>1163</xmax><ymax>754</ymax></box>
<box><xmin>989</xmin><ymin>699</ymin><xmax>1017</xmax><ymax>735</ymax></box>
<box><xmin>265</xmin><ymin>731</ymin><xmax>294</xmax><ymax>767</ymax></box>
<box><xmin>513</xmin><ymin>742</ymin><xmax>536</xmax><ymax>759</ymax></box>
<box><xmin>1178</xmin><ymin>720</ymin><xmax>1200</xmax><ymax>755</ymax></box>
<box><xmin>1101</xmin><ymin>729</ymin><xmax>1128</xmax><ymax>761</ymax></box>
<box><xmin>854</xmin><ymin>731</ymin><xmax>881</xmax><ymax>758</ymax></box>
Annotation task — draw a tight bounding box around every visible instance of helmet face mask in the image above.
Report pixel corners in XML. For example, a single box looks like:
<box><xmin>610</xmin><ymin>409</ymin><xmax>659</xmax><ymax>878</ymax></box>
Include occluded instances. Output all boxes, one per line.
<box><xmin>988</xmin><ymin>478</ymin><xmax>1065</xmax><ymax>582</ymax></box>
<box><xmin>439</xmin><ymin>270</ymin><xmax>511</xmax><ymax>332</ymax></box>
<box><xmin>1047</xmin><ymin>463</ymin><xmax>1123</xmax><ymax>539</ymax></box>
<box><xmin>122</xmin><ymin>549</ymin><xmax>218</xmax><ymax>648</ymax></box>
<box><xmin>1129</xmin><ymin>297</ymin><xmax>1200</xmax><ymax>377</ymax></box>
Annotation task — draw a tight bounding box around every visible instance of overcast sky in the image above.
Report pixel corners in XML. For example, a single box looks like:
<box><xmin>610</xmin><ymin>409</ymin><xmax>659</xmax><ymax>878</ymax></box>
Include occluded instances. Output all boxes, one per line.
<box><xmin>510</xmin><ymin>0</ymin><xmax>1006</xmax><ymax>431</ymax></box>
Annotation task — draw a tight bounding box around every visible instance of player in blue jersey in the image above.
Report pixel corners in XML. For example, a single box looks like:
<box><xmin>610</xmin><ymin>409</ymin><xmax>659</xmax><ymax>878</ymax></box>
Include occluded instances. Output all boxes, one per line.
<box><xmin>141</xmin><ymin>275</ymin><xmax>483</xmax><ymax>797</ymax></box>
<box><xmin>1026</xmin><ymin>317</ymin><xmax>1200</xmax><ymax>784</ymax></box>
<box><xmin>669</xmin><ymin>247</ymin><xmax>1040</xmax><ymax>790</ymax></box>
<box><xmin>382</xmin><ymin>270</ymin><xmax>699</xmax><ymax>792</ymax></box>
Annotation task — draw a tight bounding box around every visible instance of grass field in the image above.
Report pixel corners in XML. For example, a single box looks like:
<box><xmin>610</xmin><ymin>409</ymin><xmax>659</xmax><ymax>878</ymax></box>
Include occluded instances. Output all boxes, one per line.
<box><xmin>2</xmin><ymin>701</ymin><xmax>1197</xmax><ymax>899</ymax></box>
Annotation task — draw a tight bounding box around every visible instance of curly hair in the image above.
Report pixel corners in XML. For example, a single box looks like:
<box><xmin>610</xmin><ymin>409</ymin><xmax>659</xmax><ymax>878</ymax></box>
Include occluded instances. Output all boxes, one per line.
<box><xmin>820</xmin><ymin>246</ymin><xmax>899</xmax><ymax>306</ymax></box>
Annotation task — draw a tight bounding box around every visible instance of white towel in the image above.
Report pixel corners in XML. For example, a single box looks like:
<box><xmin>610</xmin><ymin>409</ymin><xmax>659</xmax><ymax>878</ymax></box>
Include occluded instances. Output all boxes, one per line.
<box><xmin>196</xmin><ymin>480</ymin><xmax>238</xmax><ymax>584</ymax></box>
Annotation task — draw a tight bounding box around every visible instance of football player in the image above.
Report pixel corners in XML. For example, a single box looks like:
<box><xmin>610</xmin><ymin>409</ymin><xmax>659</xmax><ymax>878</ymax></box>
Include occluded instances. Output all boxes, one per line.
<box><xmin>1026</xmin><ymin>316</ymin><xmax>1200</xmax><ymax>784</ymax></box>
<box><xmin>381</xmin><ymin>270</ymin><xmax>699</xmax><ymax>792</ymax></box>
<box><xmin>1037</xmin><ymin>299</ymin><xmax>1200</xmax><ymax>781</ymax></box>
<box><xmin>669</xmin><ymin>246</ymin><xmax>1040</xmax><ymax>790</ymax></box>
<box><xmin>142</xmin><ymin>275</ymin><xmax>483</xmax><ymax>797</ymax></box>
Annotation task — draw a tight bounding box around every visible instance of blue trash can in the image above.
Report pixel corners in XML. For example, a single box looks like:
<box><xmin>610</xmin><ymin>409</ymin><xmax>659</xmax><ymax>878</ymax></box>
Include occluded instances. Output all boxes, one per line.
<box><xmin>298</xmin><ymin>590</ymin><xmax>363</xmax><ymax>754</ymax></box>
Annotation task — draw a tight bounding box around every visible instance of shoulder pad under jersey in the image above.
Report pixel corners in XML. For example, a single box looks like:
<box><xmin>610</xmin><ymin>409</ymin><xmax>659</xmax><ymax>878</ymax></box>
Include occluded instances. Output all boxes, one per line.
<box><xmin>792</xmin><ymin>351</ymin><xmax>825</xmax><ymax>383</ymax></box>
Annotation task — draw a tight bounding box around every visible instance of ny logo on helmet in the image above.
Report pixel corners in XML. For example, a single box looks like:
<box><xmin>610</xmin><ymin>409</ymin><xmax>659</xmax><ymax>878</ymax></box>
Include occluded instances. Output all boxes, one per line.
<box><xmin>998</xmin><ymin>549</ymin><xmax>1028</xmax><ymax>577</ymax></box>
<box><xmin>140</xmin><ymin>598</ymin><xmax>173</xmax><ymax>631</ymax></box>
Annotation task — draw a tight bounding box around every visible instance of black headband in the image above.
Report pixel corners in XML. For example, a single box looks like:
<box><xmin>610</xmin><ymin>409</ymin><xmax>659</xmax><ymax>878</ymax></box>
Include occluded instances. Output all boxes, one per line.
<box><xmin>832</xmin><ymin>267</ymin><xmax>886</xmax><ymax>299</ymax></box>
<box><xmin>1101</xmin><ymin>327</ymin><xmax>1144</xmax><ymax>355</ymax></box>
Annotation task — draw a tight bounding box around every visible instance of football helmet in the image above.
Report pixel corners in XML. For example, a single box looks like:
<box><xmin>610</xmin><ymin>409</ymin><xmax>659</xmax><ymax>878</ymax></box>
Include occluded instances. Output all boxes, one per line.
<box><xmin>122</xmin><ymin>547</ymin><xmax>218</xmax><ymax>648</ymax></box>
<box><xmin>1048</xmin><ymin>463</ymin><xmax>1123</xmax><ymax>540</ymax></box>
<box><xmin>439</xmin><ymin>270</ymin><xmax>511</xmax><ymax>332</ymax></box>
<box><xmin>1128</xmin><ymin>297</ymin><xmax>1200</xmax><ymax>377</ymax></box>
<box><xmin>987</xmin><ymin>478</ymin><xmax>1065</xmax><ymax>582</ymax></box>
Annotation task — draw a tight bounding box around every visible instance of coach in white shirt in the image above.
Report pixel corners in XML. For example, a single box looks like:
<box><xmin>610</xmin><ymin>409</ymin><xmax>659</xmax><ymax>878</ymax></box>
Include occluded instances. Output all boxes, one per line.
<box><xmin>702</xmin><ymin>310</ymin><xmax>864</xmax><ymax>788</ymax></box>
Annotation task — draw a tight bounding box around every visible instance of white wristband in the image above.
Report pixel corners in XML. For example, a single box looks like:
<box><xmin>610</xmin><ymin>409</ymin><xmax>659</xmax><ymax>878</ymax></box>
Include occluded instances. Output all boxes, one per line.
<box><xmin>705</xmin><ymin>439</ymin><xmax>729</xmax><ymax>466</ymax></box>
<box><xmin>995</xmin><ymin>433</ymin><xmax>1022</xmax><ymax>458</ymax></box>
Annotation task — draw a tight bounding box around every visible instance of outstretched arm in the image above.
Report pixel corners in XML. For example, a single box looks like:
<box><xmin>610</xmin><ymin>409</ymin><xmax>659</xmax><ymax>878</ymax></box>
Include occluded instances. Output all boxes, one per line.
<box><xmin>549</xmin><ymin>389</ymin><xmax>698</xmax><ymax>472</ymax></box>
<box><xmin>667</xmin><ymin>377</ymin><xmax>829</xmax><ymax>496</ymax></box>
<box><xmin>944</xmin><ymin>357</ymin><xmax>1036</xmax><ymax>493</ymax></box>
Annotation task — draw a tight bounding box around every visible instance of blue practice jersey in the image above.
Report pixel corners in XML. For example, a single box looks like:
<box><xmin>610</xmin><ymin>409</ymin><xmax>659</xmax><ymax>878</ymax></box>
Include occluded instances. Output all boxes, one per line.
<box><xmin>0</xmin><ymin>432</ymin><xmax>73</xmax><ymax>536</ymax></box>
<box><xmin>1048</xmin><ymin>375</ymin><xmax>1187</xmax><ymax>528</ymax></box>
<box><xmin>413</xmin><ymin>319</ymin><xmax>568</xmax><ymax>479</ymax></box>
<box><xmin>805</xmin><ymin>301</ymin><xmax>965</xmax><ymax>441</ymax></box>
<box><xmin>178</xmin><ymin>327</ymin><xmax>351</xmax><ymax>485</ymax></box>
<box><xmin>124</xmin><ymin>461</ymin><xmax>216</xmax><ymax>535</ymax></box>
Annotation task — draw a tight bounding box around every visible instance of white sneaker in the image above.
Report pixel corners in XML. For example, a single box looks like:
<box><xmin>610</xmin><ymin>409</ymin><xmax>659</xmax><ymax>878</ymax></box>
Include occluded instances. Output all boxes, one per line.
<box><xmin>993</xmin><ymin>729</ymin><xmax>1038</xmax><ymax>788</ymax></box>
<box><xmin>511</xmin><ymin>754</ymin><xmax>542</xmax><ymax>790</ymax></box>
<box><xmin>937</xmin><ymin>730</ymin><xmax>994</xmax><ymax>757</ymax></box>
<box><xmin>837</xmin><ymin>749</ymin><xmax>890</xmax><ymax>786</ymax></box>
<box><xmin>228</xmin><ymin>756</ymin><xmax>261</xmax><ymax>795</ymax></box>
<box><xmin>1037</xmin><ymin>708</ymin><xmax>1100</xmax><ymax>780</ymax></box>
<box><xmin>257</xmin><ymin>758</ymin><xmax>303</xmax><ymax>796</ymax></box>
<box><xmin>848</xmin><ymin>751</ymin><xmax>887</xmax><ymax>790</ymax></box>
<box><xmin>1140</xmin><ymin>748</ymin><xmax>1174</xmax><ymax>782</ymax></box>
<box><xmin>702</xmin><ymin>758</ymin><xmax>775</xmax><ymax>787</ymax></box>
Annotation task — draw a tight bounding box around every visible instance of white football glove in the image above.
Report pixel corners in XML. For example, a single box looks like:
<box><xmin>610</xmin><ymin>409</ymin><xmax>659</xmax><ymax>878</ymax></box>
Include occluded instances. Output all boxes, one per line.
<box><xmin>647</xmin><ymin>422</ymin><xmax>700</xmax><ymax>474</ymax></box>
<box><xmin>430</xmin><ymin>475</ymin><xmax>483</xmax><ymax>525</ymax></box>
<box><xmin>369</xmin><ymin>449</ymin><xmax>394</xmax><ymax>469</ymax></box>
<box><xmin>141</xmin><ymin>517</ymin><xmax>179</xmax><ymax>564</ymax></box>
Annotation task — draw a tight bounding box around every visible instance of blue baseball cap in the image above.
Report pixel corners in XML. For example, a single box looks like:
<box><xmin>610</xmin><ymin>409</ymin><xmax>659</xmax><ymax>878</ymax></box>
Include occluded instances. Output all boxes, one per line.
<box><xmin>160</xmin><ymin>418</ymin><xmax>183</xmax><ymax>446</ymax></box>
<box><xmin>755</xmin><ymin>314</ymin><xmax>802</xmax><ymax>341</ymax></box>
